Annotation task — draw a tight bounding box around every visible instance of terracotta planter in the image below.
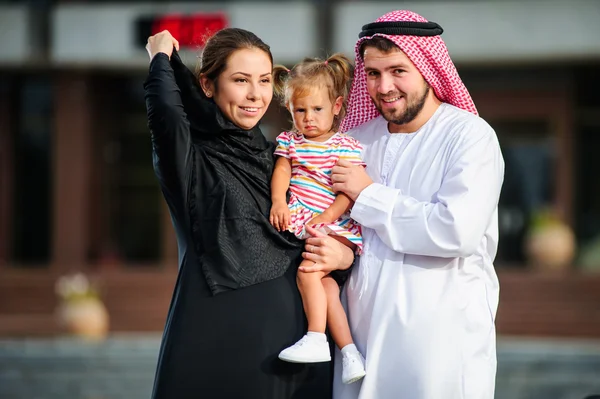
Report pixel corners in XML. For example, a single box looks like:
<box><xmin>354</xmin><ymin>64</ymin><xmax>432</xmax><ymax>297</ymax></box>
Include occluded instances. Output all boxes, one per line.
<box><xmin>57</xmin><ymin>298</ymin><xmax>110</xmax><ymax>340</ymax></box>
<box><xmin>525</xmin><ymin>224</ymin><xmax>576</xmax><ymax>271</ymax></box>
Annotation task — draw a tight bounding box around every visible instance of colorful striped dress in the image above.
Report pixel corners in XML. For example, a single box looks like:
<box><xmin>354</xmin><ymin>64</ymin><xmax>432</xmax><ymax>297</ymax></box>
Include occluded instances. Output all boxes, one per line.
<box><xmin>274</xmin><ymin>131</ymin><xmax>365</xmax><ymax>253</ymax></box>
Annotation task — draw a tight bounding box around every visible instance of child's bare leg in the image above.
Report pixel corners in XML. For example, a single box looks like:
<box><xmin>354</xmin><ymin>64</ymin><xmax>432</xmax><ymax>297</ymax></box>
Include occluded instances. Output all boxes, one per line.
<box><xmin>278</xmin><ymin>259</ymin><xmax>331</xmax><ymax>363</ymax></box>
<box><xmin>324</xmin><ymin>234</ymin><xmax>356</xmax><ymax>347</ymax></box>
<box><xmin>324</xmin><ymin>236</ymin><xmax>366</xmax><ymax>383</ymax></box>
<box><xmin>324</xmin><ymin>276</ymin><xmax>366</xmax><ymax>384</ymax></box>
<box><xmin>296</xmin><ymin>259</ymin><xmax>327</xmax><ymax>333</ymax></box>
<box><xmin>322</xmin><ymin>275</ymin><xmax>354</xmax><ymax>349</ymax></box>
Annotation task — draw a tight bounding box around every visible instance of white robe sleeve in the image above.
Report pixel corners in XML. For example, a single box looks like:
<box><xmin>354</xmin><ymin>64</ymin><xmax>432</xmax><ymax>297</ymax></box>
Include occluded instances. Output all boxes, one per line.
<box><xmin>350</xmin><ymin>129</ymin><xmax>504</xmax><ymax>258</ymax></box>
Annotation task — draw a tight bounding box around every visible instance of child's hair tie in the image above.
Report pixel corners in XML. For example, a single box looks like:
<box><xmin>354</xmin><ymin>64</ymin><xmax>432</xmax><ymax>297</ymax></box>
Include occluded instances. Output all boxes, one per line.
<box><xmin>324</xmin><ymin>60</ymin><xmax>329</xmax><ymax>66</ymax></box>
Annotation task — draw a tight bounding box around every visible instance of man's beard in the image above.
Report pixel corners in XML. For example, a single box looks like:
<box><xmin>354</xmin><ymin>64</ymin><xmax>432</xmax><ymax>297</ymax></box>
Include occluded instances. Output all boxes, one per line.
<box><xmin>376</xmin><ymin>83</ymin><xmax>430</xmax><ymax>126</ymax></box>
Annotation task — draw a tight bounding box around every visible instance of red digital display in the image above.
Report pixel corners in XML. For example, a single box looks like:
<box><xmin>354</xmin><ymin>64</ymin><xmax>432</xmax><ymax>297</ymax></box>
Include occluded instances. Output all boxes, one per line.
<box><xmin>137</xmin><ymin>13</ymin><xmax>229</xmax><ymax>49</ymax></box>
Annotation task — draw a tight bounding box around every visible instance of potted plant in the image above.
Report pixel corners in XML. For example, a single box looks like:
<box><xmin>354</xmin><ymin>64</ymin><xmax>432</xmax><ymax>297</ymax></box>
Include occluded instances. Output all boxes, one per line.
<box><xmin>578</xmin><ymin>234</ymin><xmax>600</xmax><ymax>273</ymax></box>
<box><xmin>55</xmin><ymin>273</ymin><xmax>109</xmax><ymax>340</ymax></box>
<box><xmin>524</xmin><ymin>208</ymin><xmax>576</xmax><ymax>272</ymax></box>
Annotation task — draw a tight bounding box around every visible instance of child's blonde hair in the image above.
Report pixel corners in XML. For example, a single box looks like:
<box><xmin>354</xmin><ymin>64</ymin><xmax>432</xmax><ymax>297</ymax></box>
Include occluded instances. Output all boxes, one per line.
<box><xmin>273</xmin><ymin>53</ymin><xmax>353</xmax><ymax>131</ymax></box>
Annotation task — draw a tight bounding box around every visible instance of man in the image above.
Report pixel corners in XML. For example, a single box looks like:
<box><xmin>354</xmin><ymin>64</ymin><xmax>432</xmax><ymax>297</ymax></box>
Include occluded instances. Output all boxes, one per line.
<box><xmin>330</xmin><ymin>10</ymin><xmax>505</xmax><ymax>399</ymax></box>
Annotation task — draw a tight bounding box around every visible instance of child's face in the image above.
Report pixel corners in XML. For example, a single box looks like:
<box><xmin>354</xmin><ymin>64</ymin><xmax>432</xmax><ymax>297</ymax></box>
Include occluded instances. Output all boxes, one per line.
<box><xmin>288</xmin><ymin>85</ymin><xmax>343</xmax><ymax>141</ymax></box>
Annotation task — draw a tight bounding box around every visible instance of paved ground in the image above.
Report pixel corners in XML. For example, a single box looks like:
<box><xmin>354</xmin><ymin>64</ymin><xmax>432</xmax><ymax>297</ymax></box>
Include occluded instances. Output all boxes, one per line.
<box><xmin>0</xmin><ymin>335</ymin><xmax>599</xmax><ymax>399</ymax></box>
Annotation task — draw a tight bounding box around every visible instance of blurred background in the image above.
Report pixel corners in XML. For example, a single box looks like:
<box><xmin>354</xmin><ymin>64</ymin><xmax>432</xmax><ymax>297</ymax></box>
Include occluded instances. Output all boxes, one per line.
<box><xmin>1</xmin><ymin>0</ymin><xmax>600</xmax><ymax>398</ymax></box>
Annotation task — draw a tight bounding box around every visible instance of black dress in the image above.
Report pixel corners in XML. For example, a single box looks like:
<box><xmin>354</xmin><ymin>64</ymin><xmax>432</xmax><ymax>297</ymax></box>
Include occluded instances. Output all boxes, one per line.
<box><xmin>144</xmin><ymin>52</ymin><xmax>332</xmax><ymax>399</ymax></box>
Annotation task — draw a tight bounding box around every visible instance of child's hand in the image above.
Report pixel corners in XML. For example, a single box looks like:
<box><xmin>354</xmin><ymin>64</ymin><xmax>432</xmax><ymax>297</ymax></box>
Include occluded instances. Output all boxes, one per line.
<box><xmin>270</xmin><ymin>202</ymin><xmax>291</xmax><ymax>232</ymax></box>
<box><xmin>307</xmin><ymin>213</ymin><xmax>333</xmax><ymax>227</ymax></box>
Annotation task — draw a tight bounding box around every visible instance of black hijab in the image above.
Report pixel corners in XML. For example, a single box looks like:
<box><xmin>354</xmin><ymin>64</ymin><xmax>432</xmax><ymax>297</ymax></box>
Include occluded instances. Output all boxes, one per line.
<box><xmin>169</xmin><ymin>51</ymin><xmax>303</xmax><ymax>294</ymax></box>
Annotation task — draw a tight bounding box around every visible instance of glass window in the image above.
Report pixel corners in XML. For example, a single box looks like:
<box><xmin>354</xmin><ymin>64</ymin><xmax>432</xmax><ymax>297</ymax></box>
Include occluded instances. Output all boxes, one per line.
<box><xmin>574</xmin><ymin>63</ymin><xmax>600</xmax><ymax>270</ymax></box>
<box><xmin>10</xmin><ymin>76</ymin><xmax>53</xmax><ymax>266</ymax></box>
<box><xmin>461</xmin><ymin>65</ymin><xmax>572</xmax><ymax>269</ymax></box>
<box><xmin>492</xmin><ymin>120</ymin><xmax>555</xmax><ymax>265</ymax></box>
<box><xmin>91</xmin><ymin>74</ymin><xmax>162</xmax><ymax>266</ymax></box>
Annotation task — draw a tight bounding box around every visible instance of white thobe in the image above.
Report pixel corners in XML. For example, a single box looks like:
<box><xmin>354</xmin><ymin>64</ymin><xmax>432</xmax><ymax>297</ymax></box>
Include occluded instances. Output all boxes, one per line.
<box><xmin>334</xmin><ymin>103</ymin><xmax>505</xmax><ymax>399</ymax></box>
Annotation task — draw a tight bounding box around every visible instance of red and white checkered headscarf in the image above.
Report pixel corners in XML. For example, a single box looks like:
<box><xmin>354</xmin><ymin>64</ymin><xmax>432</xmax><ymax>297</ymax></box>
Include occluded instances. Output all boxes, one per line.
<box><xmin>340</xmin><ymin>10</ymin><xmax>477</xmax><ymax>133</ymax></box>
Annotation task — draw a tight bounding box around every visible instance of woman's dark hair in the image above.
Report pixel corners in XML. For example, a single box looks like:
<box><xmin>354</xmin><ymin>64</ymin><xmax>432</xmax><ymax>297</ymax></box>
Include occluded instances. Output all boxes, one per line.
<box><xmin>196</xmin><ymin>28</ymin><xmax>273</xmax><ymax>96</ymax></box>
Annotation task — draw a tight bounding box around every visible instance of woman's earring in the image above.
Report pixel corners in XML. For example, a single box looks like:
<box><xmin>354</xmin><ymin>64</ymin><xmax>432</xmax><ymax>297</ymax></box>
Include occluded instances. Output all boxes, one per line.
<box><xmin>206</xmin><ymin>91</ymin><xmax>212</xmax><ymax>97</ymax></box>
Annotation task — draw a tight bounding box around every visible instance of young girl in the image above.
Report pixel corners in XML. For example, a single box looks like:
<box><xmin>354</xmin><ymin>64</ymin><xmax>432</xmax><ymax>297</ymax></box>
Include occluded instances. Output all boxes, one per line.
<box><xmin>270</xmin><ymin>54</ymin><xmax>367</xmax><ymax>385</ymax></box>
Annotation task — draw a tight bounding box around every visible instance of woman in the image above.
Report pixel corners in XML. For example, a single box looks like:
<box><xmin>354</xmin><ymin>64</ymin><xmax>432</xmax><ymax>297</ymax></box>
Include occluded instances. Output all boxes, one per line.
<box><xmin>144</xmin><ymin>28</ymin><xmax>355</xmax><ymax>398</ymax></box>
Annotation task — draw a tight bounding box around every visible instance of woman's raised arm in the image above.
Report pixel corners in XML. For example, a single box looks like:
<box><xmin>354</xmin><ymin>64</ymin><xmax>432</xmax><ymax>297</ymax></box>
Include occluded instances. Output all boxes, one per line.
<box><xmin>143</xmin><ymin>31</ymin><xmax>190</xmax><ymax>209</ymax></box>
<box><xmin>144</xmin><ymin>31</ymin><xmax>188</xmax><ymax>141</ymax></box>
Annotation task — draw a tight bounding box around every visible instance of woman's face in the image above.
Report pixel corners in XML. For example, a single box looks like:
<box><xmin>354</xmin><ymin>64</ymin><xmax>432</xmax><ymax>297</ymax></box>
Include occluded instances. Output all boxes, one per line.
<box><xmin>204</xmin><ymin>48</ymin><xmax>273</xmax><ymax>130</ymax></box>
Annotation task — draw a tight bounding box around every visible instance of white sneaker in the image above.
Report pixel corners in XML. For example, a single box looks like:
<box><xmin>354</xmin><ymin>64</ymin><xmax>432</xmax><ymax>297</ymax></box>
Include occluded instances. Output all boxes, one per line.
<box><xmin>278</xmin><ymin>334</ymin><xmax>331</xmax><ymax>363</ymax></box>
<box><xmin>342</xmin><ymin>351</ymin><xmax>366</xmax><ymax>384</ymax></box>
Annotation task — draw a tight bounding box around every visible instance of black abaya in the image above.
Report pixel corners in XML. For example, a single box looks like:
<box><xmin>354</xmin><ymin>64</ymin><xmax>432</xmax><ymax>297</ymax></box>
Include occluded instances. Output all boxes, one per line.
<box><xmin>144</xmin><ymin>52</ymin><xmax>332</xmax><ymax>399</ymax></box>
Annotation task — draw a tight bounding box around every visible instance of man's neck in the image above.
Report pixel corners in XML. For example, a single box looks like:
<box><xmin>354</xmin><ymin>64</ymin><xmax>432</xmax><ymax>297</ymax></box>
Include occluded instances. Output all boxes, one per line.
<box><xmin>388</xmin><ymin>95</ymin><xmax>442</xmax><ymax>134</ymax></box>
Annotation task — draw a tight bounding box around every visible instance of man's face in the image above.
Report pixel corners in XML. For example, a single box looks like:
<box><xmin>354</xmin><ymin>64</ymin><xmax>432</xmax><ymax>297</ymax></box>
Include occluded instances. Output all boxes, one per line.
<box><xmin>363</xmin><ymin>46</ymin><xmax>430</xmax><ymax>127</ymax></box>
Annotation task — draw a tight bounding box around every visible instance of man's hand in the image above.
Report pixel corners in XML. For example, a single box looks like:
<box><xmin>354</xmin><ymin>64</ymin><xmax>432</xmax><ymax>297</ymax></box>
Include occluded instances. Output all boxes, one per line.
<box><xmin>146</xmin><ymin>30</ymin><xmax>180</xmax><ymax>61</ymax></box>
<box><xmin>300</xmin><ymin>225</ymin><xmax>354</xmax><ymax>273</ymax></box>
<box><xmin>269</xmin><ymin>201</ymin><xmax>291</xmax><ymax>232</ymax></box>
<box><xmin>331</xmin><ymin>159</ymin><xmax>373</xmax><ymax>201</ymax></box>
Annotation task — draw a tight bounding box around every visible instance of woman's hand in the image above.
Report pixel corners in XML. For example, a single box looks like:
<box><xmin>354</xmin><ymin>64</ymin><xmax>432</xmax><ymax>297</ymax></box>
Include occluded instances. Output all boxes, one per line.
<box><xmin>146</xmin><ymin>30</ymin><xmax>180</xmax><ymax>61</ymax></box>
<box><xmin>300</xmin><ymin>225</ymin><xmax>354</xmax><ymax>273</ymax></box>
<box><xmin>269</xmin><ymin>201</ymin><xmax>291</xmax><ymax>232</ymax></box>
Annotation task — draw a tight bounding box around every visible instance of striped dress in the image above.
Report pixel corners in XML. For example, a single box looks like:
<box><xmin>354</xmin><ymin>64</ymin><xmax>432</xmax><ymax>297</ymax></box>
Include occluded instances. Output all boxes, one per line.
<box><xmin>274</xmin><ymin>131</ymin><xmax>365</xmax><ymax>253</ymax></box>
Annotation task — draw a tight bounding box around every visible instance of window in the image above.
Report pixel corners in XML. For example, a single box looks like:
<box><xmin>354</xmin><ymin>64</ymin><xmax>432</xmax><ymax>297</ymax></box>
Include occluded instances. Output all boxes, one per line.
<box><xmin>465</xmin><ymin>65</ymin><xmax>573</xmax><ymax>268</ymax></box>
<box><xmin>573</xmin><ymin>64</ymin><xmax>600</xmax><ymax>270</ymax></box>
<box><xmin>91</xmin><ymin>74</ymin><xmax>162</xmax><ymax>266</ymax></box>
<box><xmin>10</xmin><ymin>76</ymin><xmax>53</xmax><ymax>266</ymax></box>
<box><xmin>493</xmin><ymin>120</ymin><xmax>555</xmax><ymax>265</ymax></box>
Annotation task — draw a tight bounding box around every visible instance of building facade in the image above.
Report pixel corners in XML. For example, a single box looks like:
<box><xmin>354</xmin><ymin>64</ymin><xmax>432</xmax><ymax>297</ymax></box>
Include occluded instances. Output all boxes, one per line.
<box><xmin>1</xmin><ymin>0</ymin><xmax>600</xmax><ymax>338</ymax></box>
